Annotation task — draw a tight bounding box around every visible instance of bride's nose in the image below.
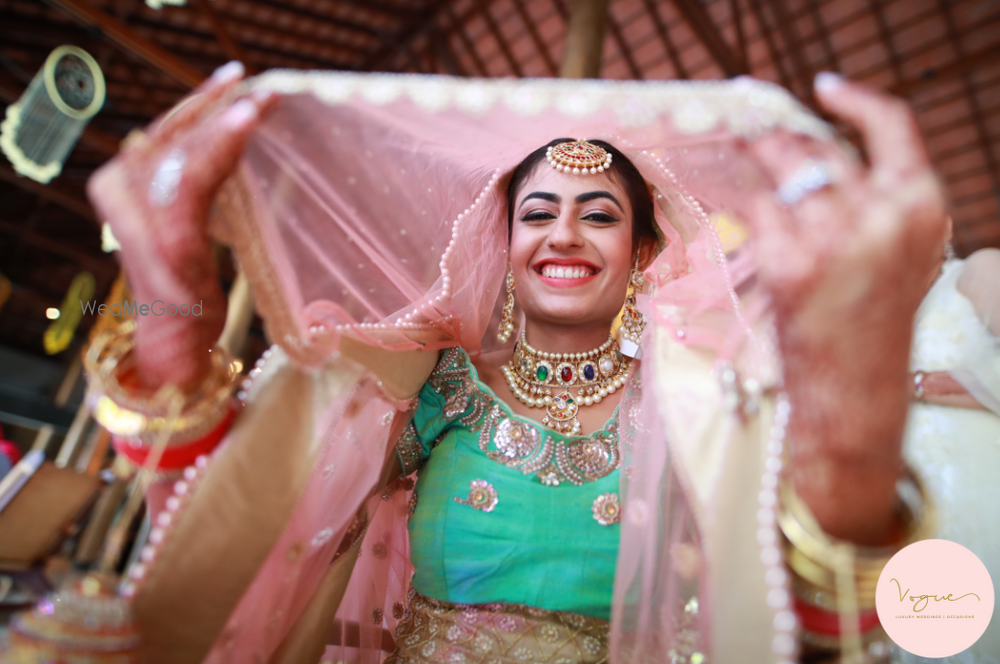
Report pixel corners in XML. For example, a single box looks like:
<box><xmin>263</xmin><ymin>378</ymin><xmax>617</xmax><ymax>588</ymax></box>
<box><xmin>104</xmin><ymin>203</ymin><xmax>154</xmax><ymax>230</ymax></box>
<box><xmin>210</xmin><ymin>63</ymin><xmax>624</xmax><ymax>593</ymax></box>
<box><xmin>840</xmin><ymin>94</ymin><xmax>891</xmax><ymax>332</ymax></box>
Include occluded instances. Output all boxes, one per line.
<box><xmin>546</xmin><ymin>213</ymin><xmax>584</xmax><ymax>250</ymax></box>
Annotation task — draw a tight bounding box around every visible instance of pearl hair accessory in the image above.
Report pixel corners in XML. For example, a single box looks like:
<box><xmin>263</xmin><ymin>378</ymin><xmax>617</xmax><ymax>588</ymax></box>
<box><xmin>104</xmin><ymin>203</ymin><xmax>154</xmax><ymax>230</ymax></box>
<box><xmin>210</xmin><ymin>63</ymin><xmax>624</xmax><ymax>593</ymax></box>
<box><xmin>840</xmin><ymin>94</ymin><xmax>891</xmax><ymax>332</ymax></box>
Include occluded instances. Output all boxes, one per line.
<box><xmin>546</xmin><ymin>140</ymin><xmax>612</xmax><ymax>175</ymax></box>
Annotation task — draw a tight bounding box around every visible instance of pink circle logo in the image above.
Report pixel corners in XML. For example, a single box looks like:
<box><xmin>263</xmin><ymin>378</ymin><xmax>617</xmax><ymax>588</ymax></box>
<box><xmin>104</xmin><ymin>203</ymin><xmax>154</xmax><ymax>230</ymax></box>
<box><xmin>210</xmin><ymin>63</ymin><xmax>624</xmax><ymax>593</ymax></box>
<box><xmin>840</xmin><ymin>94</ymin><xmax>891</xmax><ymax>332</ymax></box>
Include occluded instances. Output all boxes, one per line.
<box><xmin>877</xmin><ymin>539</ymin><xmax>994</xmax><ymax>657</ymax></box>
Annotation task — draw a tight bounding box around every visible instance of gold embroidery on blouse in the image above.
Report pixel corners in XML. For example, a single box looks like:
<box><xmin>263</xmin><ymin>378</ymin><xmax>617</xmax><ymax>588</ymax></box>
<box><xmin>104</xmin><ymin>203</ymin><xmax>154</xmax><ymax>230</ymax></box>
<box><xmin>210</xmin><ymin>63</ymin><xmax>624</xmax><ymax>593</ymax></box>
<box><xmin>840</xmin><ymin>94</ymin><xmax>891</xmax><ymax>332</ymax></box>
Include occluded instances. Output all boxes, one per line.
<box><xmin>591</xmin><ymin>493</ymin><xmax>621</xmax><ymax>526</ymax></box>
<box><xmin>453</xmin><ymin>479</ymin><xmax>498</xmax><ymax>512</ymax></box>
<box><xmin>427</xmin><ymin>348</ymin><xmax>621</xmax><ymax>487</ymax></box>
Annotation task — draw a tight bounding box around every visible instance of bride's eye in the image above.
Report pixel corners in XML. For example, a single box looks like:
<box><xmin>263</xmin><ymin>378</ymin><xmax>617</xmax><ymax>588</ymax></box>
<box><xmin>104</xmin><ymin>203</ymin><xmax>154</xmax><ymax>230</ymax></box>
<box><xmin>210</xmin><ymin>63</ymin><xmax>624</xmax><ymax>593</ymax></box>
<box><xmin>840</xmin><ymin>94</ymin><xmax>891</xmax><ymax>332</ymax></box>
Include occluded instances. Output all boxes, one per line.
<box><xmin>583</xmin><ymin>211</ymin><xmax>617</xmax><ymax>223</ymax></box>
<box><xmin>521</xmin><ymin>211</ymin><xmax>556</xmax><ymax>221</ymax></box>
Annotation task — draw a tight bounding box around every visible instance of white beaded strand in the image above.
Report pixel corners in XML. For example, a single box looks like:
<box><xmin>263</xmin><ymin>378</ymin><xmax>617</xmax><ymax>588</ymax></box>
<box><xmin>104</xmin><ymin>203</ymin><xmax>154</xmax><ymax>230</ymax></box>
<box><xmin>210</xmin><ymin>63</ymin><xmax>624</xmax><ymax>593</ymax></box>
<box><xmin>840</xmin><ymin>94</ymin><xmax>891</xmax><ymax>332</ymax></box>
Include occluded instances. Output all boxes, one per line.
<box><xmin>760</xmin><ymin>393</ymin><xmax>797</xmax><ymax>664</ymax></box>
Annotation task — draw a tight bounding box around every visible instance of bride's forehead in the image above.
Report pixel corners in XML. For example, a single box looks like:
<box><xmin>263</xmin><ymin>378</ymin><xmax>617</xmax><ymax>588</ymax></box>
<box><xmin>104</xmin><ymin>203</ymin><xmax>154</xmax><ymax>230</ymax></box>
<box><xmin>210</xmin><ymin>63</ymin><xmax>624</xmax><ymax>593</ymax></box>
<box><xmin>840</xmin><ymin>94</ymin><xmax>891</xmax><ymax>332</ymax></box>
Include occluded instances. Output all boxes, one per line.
<box><xmin>517</xmin><ymin>166</ymin><xmax>625</xmax><ymax>199</ymax></box>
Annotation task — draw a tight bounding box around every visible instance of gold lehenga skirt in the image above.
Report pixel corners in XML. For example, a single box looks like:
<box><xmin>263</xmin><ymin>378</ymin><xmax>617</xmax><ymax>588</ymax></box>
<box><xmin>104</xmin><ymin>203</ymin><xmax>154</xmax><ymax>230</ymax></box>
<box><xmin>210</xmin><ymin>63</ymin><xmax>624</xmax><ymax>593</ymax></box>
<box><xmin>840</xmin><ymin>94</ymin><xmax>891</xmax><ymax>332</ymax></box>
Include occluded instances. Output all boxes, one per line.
<box><xmin>384</xmin><ymin>592</ymin><xmax>610</xmax><ymax>664</ymax></box>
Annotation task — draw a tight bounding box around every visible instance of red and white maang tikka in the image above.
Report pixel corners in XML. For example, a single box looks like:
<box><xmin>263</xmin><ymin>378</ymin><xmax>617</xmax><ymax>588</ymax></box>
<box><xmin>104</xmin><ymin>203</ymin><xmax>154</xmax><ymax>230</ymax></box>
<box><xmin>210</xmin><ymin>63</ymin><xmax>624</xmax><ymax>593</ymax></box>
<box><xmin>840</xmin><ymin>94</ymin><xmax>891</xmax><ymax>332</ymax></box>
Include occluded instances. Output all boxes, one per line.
<box><xmin>546</xmin><ymin>140</ymin><xmax>613</xmax><ymax>175</ymax></box>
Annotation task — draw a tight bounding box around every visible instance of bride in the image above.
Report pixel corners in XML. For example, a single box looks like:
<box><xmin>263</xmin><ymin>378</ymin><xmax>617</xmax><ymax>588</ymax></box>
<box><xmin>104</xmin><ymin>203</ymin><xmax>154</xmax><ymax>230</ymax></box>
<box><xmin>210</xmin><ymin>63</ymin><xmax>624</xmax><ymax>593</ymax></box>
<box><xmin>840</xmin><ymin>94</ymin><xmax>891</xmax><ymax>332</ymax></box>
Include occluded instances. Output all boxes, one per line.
<box><xmin>82</xmin><ymin>63</ymin><xmax>948</xmax><ymax>663</ymax></box>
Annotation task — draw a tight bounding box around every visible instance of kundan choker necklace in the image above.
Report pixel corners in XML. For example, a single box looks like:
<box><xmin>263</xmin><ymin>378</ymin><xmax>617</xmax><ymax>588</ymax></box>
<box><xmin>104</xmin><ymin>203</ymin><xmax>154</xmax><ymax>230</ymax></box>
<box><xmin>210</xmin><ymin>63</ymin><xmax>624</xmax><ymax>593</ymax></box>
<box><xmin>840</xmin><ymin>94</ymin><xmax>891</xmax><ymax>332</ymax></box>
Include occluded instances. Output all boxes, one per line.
<box><xmin>502</xmin><ymin>330</ymin><xmax>631</xmax><ymax>435</ymax></box>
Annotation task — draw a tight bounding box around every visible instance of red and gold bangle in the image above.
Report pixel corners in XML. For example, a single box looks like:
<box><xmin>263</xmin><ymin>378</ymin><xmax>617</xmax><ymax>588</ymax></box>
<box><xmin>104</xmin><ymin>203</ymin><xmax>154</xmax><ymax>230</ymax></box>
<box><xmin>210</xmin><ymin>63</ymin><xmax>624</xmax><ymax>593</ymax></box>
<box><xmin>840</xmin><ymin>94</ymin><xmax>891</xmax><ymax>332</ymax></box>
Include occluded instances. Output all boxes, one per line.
<box><xmin>84</xmin><ymin>319</ymin><xmax>240</xmax><ymax>450</ymax></box>
<box><xmin>112</xmin><ymin>401</ymin><xmax>236</xmax><ymax>471</ymax></box>
<box><xmin>793</xmin><ymin>596</ymin><xmax>881</xmax><ymax>637</ymax></box>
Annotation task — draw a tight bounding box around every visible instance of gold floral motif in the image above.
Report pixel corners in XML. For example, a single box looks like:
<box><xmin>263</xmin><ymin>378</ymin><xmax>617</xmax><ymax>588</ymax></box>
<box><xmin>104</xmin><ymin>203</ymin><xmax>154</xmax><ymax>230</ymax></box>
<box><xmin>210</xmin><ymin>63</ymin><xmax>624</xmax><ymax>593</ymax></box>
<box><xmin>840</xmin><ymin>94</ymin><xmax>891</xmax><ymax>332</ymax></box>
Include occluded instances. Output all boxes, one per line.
<box><xmin>372</xmin><ymin>607</ymin><xmax>384</xmax><ymax>624</ymax></box>
<box><xmin>591</xmin><ymin>493</ymin><xmax>621</xmax><ymax>526</ymax></box>
<box><xmin>453</xmin><ymin>480</ymin><xmax>498</xmax><ymax>513</ymax></box>
<box><xmin>383</xmin><ymin>591</ymin><xmax>609</xmax><ymax>664</ymax></box>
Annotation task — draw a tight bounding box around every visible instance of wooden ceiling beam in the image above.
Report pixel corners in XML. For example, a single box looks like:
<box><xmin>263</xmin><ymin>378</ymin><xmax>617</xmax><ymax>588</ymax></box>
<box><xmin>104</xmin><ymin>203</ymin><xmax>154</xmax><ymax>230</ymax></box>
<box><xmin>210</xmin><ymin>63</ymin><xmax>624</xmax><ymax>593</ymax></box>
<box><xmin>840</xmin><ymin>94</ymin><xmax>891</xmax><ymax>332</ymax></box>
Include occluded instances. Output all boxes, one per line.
<box><xmin>554</xmin><ymin>0</ymin><xmax>609</xmax><ymax>79</ymax></box>
<box><xmin>189</xmin><ymin>0</ymin><xmax>255</xmax><ymax>74</ymax></box>
<box><xmin>672</xmin><ymin>0</ymin><xmax>746</xmax><ymax>77</ymax></box>
<box><xmin>0</xmin><ymin>218</ymin><xmax>114</xmax><ymax>276</ymax></box>
<box><xmin>869</xmin><ymin>0</ymin><xmax>905</xmax><ymax>84</ymax></box>
<box><xmin>640</xmin><ymin>0</ymin><xmax>688</xmax><ymax>79</ymax></box>
<box><xmin>241</xmin><ymin>0</ymin><xmax>390</xmax><ymax>43</ymax></box>
<box><xmin>43</xmin><ymin>0</ymin><xmax>206</xmax><ymax>88</ymax></box>
<box><xmin>0</xmin><ymin>166</ymin><xmax>96</xmax><ymax>222</ymax></box>
<box><xmin>937</xmin><ymin>0</ymin><xmax>1000</xmax><ymax>256</ymax></box>
<box><xmin>889</xmin><ymin>43</ymin><xmax>1000</xmax><ymax>98</ymax></box>
<box><xmin>605</xmin><ymin>11</ymin><xmax>644</xmax><ymax>79</ymax></box>
<box><xmin>478</xmin><ymin>2</ymin><xmax>524</xmax><ymax>78</ymax></box>
<box><xmin>727</xmin><ymin>0</ymin><xmax>749</xmax><ymax>73</ymax></box>
<box><xmin>510</xmin><ymin>0</ymin><xmax>558</xmax><ymax>77</ymax></box>
<box><xmin>802</xmin><ymin>0</ymin><xmax>841</xmax><ymax>73</ymax></box>
<box><xmin>363</xmin><ymin>0</ymin><xmax>454</xmax><ymax>71</ymax></box>
<box><xmin>761</xmin><ymin>0</ymin><xmax>813</xmax><ymax>98</ymax></box>
<box><xmin>433</xmin><ymin>31</ymin><xmax>467</xmax><ymax>77</ymax></box>
<box><xmin>744</xmin><ymin>0</ymin><xmax>793</xmax><ymax>90</ymax></box>
<box><xmin>447</xmin><ymin>6</ymin><xmax>489</xmax><ymax>77</ymax></box>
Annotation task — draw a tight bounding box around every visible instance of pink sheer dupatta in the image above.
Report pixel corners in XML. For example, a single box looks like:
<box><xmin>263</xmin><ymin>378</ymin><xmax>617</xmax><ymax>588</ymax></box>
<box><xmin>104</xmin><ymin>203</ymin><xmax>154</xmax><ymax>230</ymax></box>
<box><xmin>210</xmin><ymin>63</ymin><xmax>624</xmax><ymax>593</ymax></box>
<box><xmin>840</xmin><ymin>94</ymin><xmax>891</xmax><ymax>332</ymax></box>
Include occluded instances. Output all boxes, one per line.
<box><xmin>138</xmin><ymin>72</ymin><xmax>843</xmax><ymax>663</ymax></box>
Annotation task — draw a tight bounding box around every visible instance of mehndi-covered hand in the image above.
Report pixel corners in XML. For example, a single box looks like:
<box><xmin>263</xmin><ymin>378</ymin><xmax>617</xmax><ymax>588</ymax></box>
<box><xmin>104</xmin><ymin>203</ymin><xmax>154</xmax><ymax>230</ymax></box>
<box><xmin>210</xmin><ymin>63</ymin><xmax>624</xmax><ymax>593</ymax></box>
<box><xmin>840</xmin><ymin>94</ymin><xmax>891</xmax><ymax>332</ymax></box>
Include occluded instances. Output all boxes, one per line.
<box><xmin>87</xmin><ymin>62</ymin><xmax>279</xmax><ymax>391</ymax></box>
<box><xmin>747</xmin><ymin>73</ymin><xmax>948</xmax><ymax>544</ymax></box>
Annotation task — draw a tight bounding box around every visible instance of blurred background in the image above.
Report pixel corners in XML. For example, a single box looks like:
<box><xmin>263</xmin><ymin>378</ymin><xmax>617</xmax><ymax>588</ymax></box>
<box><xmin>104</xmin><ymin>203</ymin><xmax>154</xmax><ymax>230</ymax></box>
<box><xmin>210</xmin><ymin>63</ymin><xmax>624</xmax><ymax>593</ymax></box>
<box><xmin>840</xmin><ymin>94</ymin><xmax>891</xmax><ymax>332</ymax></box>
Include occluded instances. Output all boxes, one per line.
<box><xmin>0</xmin><ymin>0</ymin><xmax>998</xmax><ymax>462</ymax></box>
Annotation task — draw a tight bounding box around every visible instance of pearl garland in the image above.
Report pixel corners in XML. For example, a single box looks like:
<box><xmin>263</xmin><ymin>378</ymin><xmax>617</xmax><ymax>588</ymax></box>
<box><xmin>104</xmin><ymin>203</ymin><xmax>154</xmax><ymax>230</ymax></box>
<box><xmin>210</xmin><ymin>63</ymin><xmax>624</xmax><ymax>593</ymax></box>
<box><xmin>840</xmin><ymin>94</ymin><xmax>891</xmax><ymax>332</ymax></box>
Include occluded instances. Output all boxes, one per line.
<box><xmin>760</xmin><ymin>393</ymin><xmax>797</xmax><ymax>663</ymax></box>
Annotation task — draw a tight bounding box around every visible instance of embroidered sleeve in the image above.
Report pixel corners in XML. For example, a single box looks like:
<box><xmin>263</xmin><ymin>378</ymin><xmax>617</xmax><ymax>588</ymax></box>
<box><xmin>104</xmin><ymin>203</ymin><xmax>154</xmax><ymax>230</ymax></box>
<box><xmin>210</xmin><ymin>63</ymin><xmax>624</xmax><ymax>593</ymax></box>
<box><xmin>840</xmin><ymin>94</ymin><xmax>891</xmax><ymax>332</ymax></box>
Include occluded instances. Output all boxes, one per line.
<box><xmin>394</xmin><ymin>349</ymin><xmax>481</xmax><ymax>476</ymax></box>
<box><xmin>395</xmin><ymin>422</ymin><xmax>424</xmax><ymax>477</ymax></box>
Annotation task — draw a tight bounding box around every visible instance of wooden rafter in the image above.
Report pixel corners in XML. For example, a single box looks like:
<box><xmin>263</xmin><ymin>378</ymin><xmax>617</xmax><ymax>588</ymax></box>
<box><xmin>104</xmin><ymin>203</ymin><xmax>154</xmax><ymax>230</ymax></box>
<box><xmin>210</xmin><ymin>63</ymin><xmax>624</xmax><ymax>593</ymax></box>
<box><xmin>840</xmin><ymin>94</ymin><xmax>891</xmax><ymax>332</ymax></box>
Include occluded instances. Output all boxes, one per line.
<box><xmin>641</xmin><ymin>0</ymin><xmax>688</xmax><ymax>79</ymax></box>
<box><xmin>431</xmin><ymin>30</ymin><xmax>466</xmax><ymax>77</ymax></box>
<box><xmin>868</xmin><ymin>0</ymin><xmax>905</xmax><ymax>84</ymax></box>
<box><xmin>363</xmin><ymin>0</ymin><xmax>453</xmax><ymax>71</ymax></box>
<box><xmin>937</xmin><ymin>0</ymin><xmax>1000</xmax><ymax>253</ymax></box>
<box><xmin>727</xmin><ymin>0</ymin><xmax>749</xmax><ymax>73</ymax></box>
<box><xmin>744</xmin><ymin>0</ymin><xmax>794</xmax><ymax>90</ymax></box>
<box><xmin>478</xmin><ymin>2</ymin><xmax>524</xmax><ymax>78</ymax></box>
<box><xmin>551</xmin><ymin>0</ymin><xmax>609</xmax><ymax>79</ymax></box>
<box><xmin>761</xmin><ymin>0</ymin><xmax>813</xmax><ymax>97</ymax></box>
<box><xmin>672</xmin><ymin>0</ymin><xmax>746</xmax><ymax>77</ymax></box>
<box><xmin>0</xmin><ymin>166</ymin><xmax>96</xmax><ymax>222</ymax></box>
<box><xmin>43</xmin><ymin>0</ymin><xmax>206</xmax><ymax>88</ymax></box>
<box><xmin>447</xmin><ymin>6</ymin><xmax>489</xmax><ymax>77</ymax></box>
<box><xmin>801</xmin><ymin>0</ymin><xmax>841</xmax><ymax>73</ymax></box>
<box><xmin>605</xmin><ymin>9</ymin><xmax>643</xmax><ymax>79</ymax></box>
<box><xmin>0</xmin><ymin>218</ymin><xmax>114</xmax><ymax>276</ymax></box>
<box><xmin>888</xmin><ymin>43</ymin><xmax>1000</xmax><ymax>98</ymax></box>
<box><xmin>189</xmin><ymin>0</ymin><xmax>255</xmax><ymax>73</ymax></box>
<box><xmin>510</xmin><ymin>0</ymin><xmax>558</xmax><ymax>77</ymax></box>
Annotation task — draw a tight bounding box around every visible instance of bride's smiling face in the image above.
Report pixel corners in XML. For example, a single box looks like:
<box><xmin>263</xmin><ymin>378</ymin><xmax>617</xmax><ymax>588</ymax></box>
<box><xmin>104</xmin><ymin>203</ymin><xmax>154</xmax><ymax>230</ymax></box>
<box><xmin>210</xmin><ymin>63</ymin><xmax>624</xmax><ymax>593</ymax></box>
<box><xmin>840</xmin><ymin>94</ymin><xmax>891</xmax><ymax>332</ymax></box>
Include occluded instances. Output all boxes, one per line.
<box><xmin>509</xmin><ymin>165</ymin><xmax>636</xmax><ymax>329</ymax></box>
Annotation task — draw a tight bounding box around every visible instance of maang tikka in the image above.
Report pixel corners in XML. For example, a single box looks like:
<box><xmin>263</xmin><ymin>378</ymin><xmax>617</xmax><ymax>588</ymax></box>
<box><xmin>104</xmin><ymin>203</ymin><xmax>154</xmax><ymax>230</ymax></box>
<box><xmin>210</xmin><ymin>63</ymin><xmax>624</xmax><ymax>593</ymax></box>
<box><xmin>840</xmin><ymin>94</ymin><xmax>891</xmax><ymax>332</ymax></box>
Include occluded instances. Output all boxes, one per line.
<box><xmin>497</xmin><ymin>268</ymin><xmax>516</xmax><ymax>343</ymax></box>
<box><xmin>619</xmin><ymin>252</ymin><xmax>646</xmax><ymax>358</ymax></box>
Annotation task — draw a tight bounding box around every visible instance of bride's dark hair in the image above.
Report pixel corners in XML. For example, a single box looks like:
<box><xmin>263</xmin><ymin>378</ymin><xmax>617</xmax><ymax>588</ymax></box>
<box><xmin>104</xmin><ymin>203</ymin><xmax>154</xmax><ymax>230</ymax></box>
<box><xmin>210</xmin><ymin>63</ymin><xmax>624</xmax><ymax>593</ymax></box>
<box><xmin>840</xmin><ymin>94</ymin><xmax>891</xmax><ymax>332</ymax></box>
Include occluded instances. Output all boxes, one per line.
<box><xmin>506</xmin><ymin>138</ymin><xmax>658</xmax><ymax>251</ymax></box>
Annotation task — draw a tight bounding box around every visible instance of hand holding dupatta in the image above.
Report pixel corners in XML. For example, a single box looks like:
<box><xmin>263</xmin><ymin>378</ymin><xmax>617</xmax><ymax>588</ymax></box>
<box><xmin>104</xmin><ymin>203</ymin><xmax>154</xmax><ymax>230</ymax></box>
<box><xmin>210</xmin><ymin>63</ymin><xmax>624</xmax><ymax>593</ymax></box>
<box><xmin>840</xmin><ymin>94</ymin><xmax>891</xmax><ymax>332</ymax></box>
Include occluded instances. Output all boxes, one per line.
<box><xmin>746</xmin><ymin>75</ymin><xmax>948</xmax><ymax>544</ymax></box>
<box><xmin>87</xmin><ymin>62</ymin><xmax>279</xmax><ymax>391</ymax></box>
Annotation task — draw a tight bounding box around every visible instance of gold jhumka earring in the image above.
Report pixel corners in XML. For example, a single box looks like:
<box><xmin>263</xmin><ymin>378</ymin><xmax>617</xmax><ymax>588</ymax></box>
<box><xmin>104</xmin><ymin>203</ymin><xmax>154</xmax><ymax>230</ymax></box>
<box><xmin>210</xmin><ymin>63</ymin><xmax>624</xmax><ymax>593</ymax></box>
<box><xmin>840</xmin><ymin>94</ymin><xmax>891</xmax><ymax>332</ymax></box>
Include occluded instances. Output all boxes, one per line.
<box><xmin>497</xmin><ymin>269</ymin><xmax>516</xmax><ymax>343</ymax></box>
<box><xmin>619</xmin><ymin>252</ymin><xmax>646</xmax><ymax>358</ymax></box>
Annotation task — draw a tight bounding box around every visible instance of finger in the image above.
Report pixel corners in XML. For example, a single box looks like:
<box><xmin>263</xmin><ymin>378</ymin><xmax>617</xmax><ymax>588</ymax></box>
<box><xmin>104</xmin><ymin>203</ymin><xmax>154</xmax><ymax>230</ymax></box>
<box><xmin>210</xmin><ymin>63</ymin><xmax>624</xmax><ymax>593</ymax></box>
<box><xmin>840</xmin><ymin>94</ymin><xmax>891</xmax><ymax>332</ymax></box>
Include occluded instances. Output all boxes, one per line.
<box><xmin>176</xmin><ymin>97</ymin><xmax>265</xmax><ymax>209</ymax></box>
<box><xmin>147</xmin><ymin>61</ymin><xmax>246</xmax><ymax>143</ymax></box>
<box><xmin>813</xmin><ymin>73</ymin><xmax>930</xmax><ymax>183</ymax></box>
<box><xmin>748</xmin><ymin>132</ymin><xmax>858</xmax><ymax>240</ymax></box>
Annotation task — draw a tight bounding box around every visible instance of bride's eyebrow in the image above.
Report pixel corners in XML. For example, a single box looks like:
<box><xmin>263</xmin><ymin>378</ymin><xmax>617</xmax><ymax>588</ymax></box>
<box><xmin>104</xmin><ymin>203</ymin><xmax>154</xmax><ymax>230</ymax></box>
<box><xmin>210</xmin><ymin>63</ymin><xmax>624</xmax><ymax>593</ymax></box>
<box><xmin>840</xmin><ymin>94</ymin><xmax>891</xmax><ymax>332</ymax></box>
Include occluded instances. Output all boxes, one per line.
<box><xmin>521</xmin><ymin>191</ymin><xmax>559</xmax><ymax>205</ymax></box>
<box><xmin>576</xmin><ymin>191</ymin><xmax>623</xmax><ymax>211</ymax></box>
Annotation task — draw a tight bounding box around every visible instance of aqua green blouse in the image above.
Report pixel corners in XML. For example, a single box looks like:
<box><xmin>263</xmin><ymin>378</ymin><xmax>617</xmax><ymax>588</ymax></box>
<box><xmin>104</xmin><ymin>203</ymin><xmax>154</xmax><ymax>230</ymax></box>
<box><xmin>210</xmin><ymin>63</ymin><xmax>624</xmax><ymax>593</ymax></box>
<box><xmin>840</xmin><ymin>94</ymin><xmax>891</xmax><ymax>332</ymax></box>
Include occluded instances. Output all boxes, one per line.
<box><xmin>397</xmin><ymin>348</ymin><xmax>622</xmax><ymax>621</ymax></box>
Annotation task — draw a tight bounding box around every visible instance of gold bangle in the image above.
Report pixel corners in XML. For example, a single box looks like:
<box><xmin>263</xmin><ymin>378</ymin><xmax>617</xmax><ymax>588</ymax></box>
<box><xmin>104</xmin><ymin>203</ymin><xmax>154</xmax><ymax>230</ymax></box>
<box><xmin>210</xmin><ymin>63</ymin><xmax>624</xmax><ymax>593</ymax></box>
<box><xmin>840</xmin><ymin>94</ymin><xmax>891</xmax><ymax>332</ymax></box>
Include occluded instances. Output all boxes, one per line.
<box><xmin>84</xmin><ymin>319</ymin><xmax>237</xmax><ymax>445</ymax></box>
<box><xmin>778</xmin><ymin>465</ymin><xmax>934</xmax><ymax>607</ymax></box>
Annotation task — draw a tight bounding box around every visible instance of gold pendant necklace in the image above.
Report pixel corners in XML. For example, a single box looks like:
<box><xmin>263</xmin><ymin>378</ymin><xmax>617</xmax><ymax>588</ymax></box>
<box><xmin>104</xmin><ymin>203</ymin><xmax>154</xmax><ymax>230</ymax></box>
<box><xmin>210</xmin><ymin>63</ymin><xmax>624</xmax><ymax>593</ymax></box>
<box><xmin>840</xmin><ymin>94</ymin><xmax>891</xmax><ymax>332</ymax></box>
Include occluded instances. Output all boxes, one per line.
<box><xmin>501</xmin><ymin>330</ymin><xmax>631</xmax><ymax>435</ymax></box>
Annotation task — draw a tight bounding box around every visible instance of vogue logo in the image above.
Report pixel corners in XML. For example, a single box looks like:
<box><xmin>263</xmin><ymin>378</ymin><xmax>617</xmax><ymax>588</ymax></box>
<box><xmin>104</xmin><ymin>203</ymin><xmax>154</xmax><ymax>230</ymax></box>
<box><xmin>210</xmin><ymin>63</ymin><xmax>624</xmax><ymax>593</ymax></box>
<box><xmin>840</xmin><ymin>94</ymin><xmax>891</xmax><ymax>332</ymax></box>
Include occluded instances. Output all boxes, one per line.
<box><xmin>877</xmin><ymin>540</ymin><xmax>994</xmax><ymax>657</ymax></box>
<box><xmin>80</xmin><ymin>300</ymin><xmax>203</xmax><ymax>317</ymax></box>
<box><xmin>889</xmin><ymin>577</ymin><xmax>981</xmax><ymax>613</ymax></box>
